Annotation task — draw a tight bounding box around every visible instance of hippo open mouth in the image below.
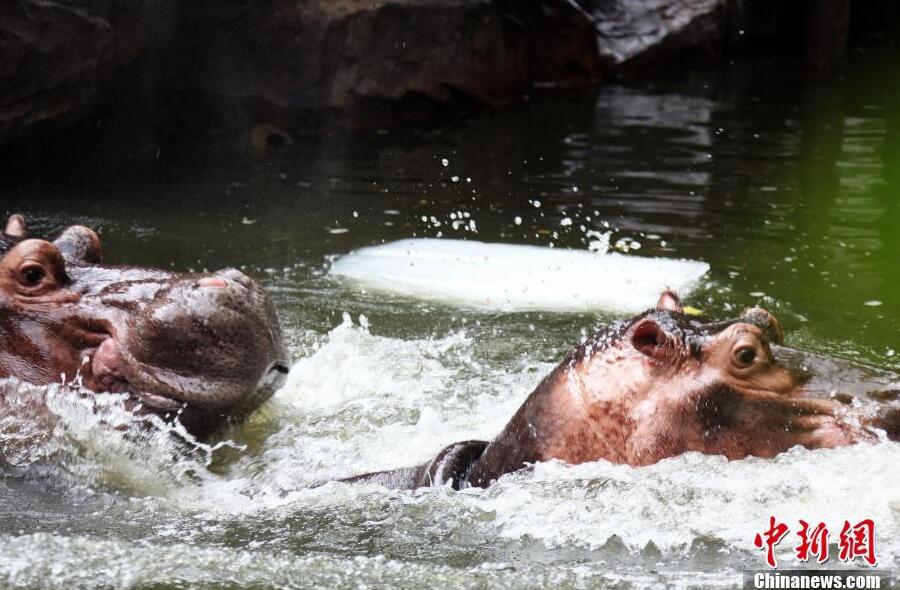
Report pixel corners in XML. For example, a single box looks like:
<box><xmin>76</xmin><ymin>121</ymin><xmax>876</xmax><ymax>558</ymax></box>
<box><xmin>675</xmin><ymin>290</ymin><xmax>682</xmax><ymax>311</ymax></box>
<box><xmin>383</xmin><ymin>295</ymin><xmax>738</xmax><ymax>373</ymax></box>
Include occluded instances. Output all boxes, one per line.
<box><xmin>0</xmin><ymin>214</ymin><xmax>289</xmax><ymax>435</ymax></box>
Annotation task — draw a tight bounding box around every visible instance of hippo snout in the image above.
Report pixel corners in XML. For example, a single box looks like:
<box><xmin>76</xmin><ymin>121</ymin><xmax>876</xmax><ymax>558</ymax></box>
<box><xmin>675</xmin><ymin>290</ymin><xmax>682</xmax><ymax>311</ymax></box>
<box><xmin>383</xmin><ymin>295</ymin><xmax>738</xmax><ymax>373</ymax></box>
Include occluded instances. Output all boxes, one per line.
<box><xmin>83</xmin><ymin>266</ymin><xmax>288</xmax><ymax>429</ymax></box>
<box><xmin>109</xmin><ymin>269</ymin><xmax>287</xmax><ymax>414</ymax></box>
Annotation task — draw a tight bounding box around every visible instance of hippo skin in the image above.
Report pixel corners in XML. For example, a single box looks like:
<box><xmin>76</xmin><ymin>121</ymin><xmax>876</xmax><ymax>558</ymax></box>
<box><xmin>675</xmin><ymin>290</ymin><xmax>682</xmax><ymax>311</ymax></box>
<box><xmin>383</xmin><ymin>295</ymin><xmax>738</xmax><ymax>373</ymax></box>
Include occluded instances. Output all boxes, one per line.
<box><xmin>348</xmin><ymin>290</ymin><xmax>900</xmax><ymax>489</ymax></box>
<box><xmin>0</xmin><ymin>215</ymin><xmax>288</xmax><ymax>436</ymax></box>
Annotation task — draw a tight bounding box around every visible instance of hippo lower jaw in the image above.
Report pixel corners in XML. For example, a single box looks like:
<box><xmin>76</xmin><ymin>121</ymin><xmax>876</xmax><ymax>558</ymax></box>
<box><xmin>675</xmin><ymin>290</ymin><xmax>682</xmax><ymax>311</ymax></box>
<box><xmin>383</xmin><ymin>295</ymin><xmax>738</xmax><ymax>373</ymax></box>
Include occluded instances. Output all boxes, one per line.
<box><xmin>91</xmin><ymin>338</ymin><xmax>184</xmax><ymax>412</ymax></box>
<box><xmin>89</xmin><ymin>332</ymin><xmax>289</xmax><ymax>416</ymax></box>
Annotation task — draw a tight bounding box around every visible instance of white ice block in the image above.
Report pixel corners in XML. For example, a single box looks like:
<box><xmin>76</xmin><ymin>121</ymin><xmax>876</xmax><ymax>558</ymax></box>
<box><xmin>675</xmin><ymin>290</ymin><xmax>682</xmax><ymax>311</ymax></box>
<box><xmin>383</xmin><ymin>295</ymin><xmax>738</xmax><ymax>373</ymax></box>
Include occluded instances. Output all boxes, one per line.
<box><xmin>330</xmin><ymin>239</ymin><xmax>709</xmax><ymax>313</ymax></box>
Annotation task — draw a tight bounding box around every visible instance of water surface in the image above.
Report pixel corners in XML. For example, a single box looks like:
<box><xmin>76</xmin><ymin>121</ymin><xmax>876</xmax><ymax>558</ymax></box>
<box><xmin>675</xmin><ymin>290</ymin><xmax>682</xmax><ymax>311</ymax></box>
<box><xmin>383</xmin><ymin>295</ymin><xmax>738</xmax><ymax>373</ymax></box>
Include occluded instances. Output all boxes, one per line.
<box><xmin>1</xmin><ymin>54</ymin><xmax>899</xmax><ymax>589</ymax></box>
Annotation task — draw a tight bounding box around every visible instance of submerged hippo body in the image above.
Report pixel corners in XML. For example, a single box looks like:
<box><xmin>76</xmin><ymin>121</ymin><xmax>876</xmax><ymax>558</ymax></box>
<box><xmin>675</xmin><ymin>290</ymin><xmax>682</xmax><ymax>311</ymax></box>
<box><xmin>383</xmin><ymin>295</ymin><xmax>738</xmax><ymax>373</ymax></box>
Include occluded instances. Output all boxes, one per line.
<box><xmin>0</xmin><ymin>215</ymin><xmax>288</xmax><ymax>435</ymax></box>
<box><xmin>349</xmin><ymin>291</ymin><xmax>899</xmax><ymax>489</ymax></box>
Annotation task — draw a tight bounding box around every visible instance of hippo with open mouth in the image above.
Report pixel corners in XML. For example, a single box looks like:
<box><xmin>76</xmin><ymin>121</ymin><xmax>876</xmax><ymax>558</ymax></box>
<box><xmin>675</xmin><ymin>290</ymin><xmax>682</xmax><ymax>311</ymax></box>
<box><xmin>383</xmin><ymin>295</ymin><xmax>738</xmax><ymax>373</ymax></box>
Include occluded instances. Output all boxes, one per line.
<box><xmin>0</xmin><ymin>214</ymin><xmax>288</xmax><ymax>436</ymax></box>
<box><xmin>347</xmin><ymin>290</ymin><xmax>899</xmax><ymax>489</ymax></box>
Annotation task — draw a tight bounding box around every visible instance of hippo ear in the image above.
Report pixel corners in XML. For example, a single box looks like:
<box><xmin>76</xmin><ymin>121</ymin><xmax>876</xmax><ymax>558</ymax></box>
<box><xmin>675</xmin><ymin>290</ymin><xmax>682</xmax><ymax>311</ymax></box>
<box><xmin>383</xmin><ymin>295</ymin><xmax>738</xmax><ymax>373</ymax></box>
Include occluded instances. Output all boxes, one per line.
<box><xmin>53</xmin><ymin>225</ymin><xmax>103</xmax><ymax>265</ymax></box>
<box><xmin>656</xmin><ymin>289</ymin><xmax>683</xmax><ymax>313</ymax></box>
<box><xmin>4</xmin><ymin>214</ymin><xmax>25</xmax><ymax>238</ymax></box>
<box><xmin>742</xmin><ymin>308</ymin><xmax>785</xmax><ymax>346</ymax></box>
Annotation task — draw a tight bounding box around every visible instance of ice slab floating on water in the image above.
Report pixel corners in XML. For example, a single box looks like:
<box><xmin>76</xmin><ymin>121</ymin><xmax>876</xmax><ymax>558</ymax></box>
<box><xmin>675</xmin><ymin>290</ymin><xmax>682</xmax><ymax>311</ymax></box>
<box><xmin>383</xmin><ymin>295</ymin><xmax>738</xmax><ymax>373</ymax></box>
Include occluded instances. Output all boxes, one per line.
<box><xmin>330</xmin><ymin>239</ymin><xmax>710</xmax><ymax>313</ymax></box>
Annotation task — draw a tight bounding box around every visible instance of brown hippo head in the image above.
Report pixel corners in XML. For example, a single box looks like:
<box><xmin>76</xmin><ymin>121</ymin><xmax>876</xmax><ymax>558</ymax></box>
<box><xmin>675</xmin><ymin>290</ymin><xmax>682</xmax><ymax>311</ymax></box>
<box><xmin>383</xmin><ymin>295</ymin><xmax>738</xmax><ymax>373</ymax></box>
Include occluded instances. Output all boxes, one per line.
<box><xmin>462</xmin><ymin>290</ymin><xmax>889</xmax><ymax>486</ymax></box>
<box><xmin>0</xmin><ymin>214</ymin><xmax>288</xmax><ymax>436</ymax></box>
<box><xmin>347</xmin><ymin>290</ymin><xmax>896</xmax><ymax>489</ymax></box>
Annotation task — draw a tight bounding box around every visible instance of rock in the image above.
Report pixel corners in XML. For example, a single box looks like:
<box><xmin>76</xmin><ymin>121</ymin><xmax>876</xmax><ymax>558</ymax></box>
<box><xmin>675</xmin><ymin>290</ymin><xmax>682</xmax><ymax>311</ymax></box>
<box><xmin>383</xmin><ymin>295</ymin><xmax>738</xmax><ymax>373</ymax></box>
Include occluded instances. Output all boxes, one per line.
<box><xmin>0</xmin><ymin>0</ymin><xmax>737</xmax><ymax>144</ymax></box>
<box><xmin>0</xmin><ymin>0</ymin><xmax>178</xmax><ymax>145</ymax></box>
<box><xmin>580</xmin><ymin>0</ymin><xmax>729</xmax><ymax>66</ymax></box>
<box><xmin>494</xmin><ymin>1</ymin><xmax>602</xmax><ymax>87</ymax></box>
<box><xmin>208</xmin><ymin>0</ymin><xmax>528</xmax><ymax>110</ymax></box>
<box><xmin>249</xmin><ymin>123</ymin><xmax>294</xmax><ymax>154</ymax></box>
<box><xmin>193</xmin><ymin>0</ymin><xmax>587</xmax><ymax>128</ymax></box>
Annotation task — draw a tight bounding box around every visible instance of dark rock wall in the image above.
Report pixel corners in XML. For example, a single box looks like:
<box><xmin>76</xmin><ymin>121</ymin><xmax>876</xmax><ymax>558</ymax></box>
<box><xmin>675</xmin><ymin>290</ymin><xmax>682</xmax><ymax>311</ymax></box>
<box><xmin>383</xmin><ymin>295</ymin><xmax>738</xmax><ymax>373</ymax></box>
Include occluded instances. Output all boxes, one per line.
<box><xmin>0</xmin><ymin>0</ymin><xmax>179</xmax><ymax>143</ymax></box>
<box><xmin>193</xmin><ymin>1</ymin><xmax>533</xmax><ymax>123</ymax></box>
<box><xmin>2</xmin><ymin>0</ymin><xmax>893</xmax><ymax>146</ymax></box>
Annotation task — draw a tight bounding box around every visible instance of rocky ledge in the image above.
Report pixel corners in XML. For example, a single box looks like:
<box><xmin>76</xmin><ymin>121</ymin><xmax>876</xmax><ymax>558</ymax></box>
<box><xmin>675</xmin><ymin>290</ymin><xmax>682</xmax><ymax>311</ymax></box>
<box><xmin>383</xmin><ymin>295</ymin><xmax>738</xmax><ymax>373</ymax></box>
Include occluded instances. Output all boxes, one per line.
<box><xmin>0</xmin><ymin>0</ymin><xmax>731</xmax><ymax>145</ymax></box>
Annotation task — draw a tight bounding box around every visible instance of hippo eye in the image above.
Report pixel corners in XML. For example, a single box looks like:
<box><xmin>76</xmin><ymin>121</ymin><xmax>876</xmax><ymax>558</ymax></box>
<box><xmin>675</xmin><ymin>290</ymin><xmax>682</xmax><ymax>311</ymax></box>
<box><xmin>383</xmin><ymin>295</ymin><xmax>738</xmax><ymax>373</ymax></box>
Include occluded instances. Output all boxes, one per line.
<box><xmin>734</xmin><ymin>346</ymin><xmax>757</xmax><ymax>367</ymax></box>
<box><xmin>19</xmin><ymin>264</ymin><xmax>46</xmax><ymax>287</ymax></box>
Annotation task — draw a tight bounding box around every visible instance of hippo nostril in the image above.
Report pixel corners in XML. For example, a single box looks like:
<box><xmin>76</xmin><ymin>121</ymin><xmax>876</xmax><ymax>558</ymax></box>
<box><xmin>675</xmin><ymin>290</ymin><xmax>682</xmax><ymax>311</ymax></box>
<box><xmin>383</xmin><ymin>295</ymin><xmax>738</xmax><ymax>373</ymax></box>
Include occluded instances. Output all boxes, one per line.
<box><xmin>632</xmin><ymin>321</ymin><xmax>669</xmax><ymax>357</ymax></box>
<box><xmin>197</xmin><ymin>277</ymin><xmax>229</xmax><ymax>289</ymax></box>
<box><xmin>92</xmin><ymin>338</ymin><xmax>127</xmax><ymax>390</ymax></box>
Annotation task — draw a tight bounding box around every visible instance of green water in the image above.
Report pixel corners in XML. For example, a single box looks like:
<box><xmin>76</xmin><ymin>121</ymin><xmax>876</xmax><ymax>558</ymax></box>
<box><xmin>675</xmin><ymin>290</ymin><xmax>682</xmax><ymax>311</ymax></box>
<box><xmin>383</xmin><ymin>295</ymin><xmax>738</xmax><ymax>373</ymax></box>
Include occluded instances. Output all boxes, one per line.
<box><xmin>0</xmin><ymin>54</ymin><xmax>898</xmax><ymax>589</ymax></box>
<box><xmin>6</xmin><ymin>55</ymin><xmax>899</xmax><ymax>366</ymax></box>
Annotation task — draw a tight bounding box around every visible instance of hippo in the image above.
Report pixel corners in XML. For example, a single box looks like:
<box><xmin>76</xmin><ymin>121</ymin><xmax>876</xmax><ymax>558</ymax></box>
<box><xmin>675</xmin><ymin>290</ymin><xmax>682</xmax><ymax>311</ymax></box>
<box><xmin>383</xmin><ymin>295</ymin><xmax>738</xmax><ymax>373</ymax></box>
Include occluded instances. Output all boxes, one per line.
<box><xmin>0</xmin><ymin>214</ymin><xmax>288</xmax><ymax>436</ymax></box>
<box><xmin>347</xmin><ymin>290</ymin><xmax>899</xmax><ymax>489</ymax></box>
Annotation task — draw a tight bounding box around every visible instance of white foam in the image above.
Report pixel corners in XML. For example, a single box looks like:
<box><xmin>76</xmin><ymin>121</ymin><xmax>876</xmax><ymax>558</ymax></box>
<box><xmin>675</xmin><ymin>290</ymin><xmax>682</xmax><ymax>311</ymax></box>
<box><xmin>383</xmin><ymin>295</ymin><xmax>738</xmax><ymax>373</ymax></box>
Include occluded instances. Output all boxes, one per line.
<box><xmin>2</xmin><ymin>319</ymin><xmax>899</xmax><ymax>586</ymax></box>
<box><xmin>476</xmin><ymin>443</ymin><xmax>900</xmax><ymax>562</ymax></box>
<box><xmin>330</xmin><ymin>239</ymin><xmax>709</xmax><ymax>313</ymax></box>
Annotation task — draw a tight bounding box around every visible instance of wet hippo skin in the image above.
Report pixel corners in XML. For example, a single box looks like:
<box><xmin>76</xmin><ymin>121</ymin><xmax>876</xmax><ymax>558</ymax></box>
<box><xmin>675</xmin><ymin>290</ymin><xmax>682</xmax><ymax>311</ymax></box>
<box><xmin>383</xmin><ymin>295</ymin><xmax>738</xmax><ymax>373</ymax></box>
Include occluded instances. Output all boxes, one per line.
<box><xmin>0</xmin><ymin>214</ymin><xmax>288</xmax><ymax>436</ymax></box>
<box><xmin>348</xmin><ymin>290</ymin><xmax>899</xmax><ymax>489</ymax></box>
